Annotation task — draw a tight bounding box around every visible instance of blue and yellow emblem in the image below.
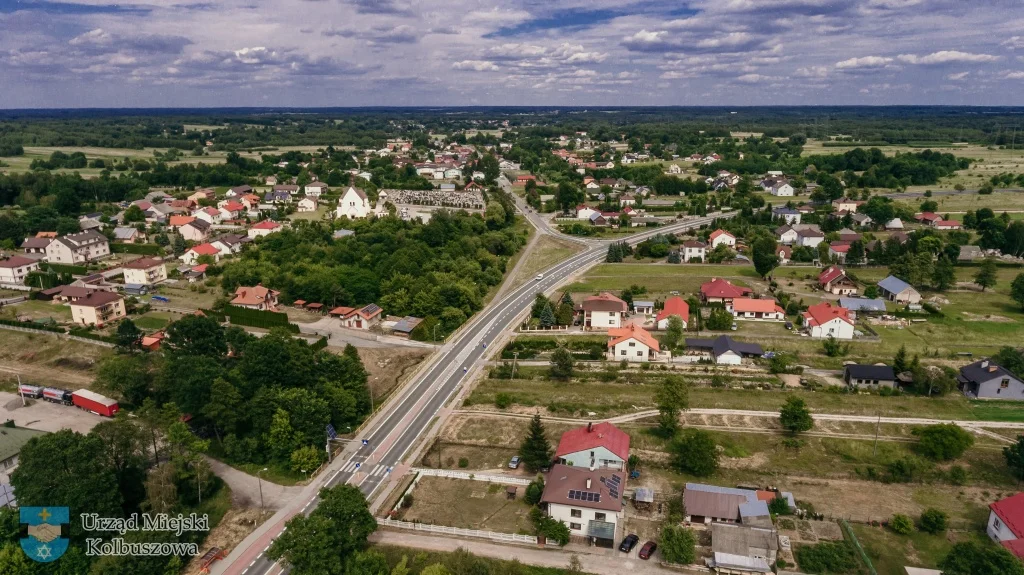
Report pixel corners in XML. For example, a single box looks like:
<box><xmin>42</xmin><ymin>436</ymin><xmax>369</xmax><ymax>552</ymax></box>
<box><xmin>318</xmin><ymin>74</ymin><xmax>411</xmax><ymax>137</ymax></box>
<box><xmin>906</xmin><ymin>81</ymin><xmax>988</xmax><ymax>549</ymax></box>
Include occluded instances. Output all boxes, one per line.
<box><xmin>20</xmin><ymin>507</ymin><xmax>69</xmax><ymax>562</ymax></box>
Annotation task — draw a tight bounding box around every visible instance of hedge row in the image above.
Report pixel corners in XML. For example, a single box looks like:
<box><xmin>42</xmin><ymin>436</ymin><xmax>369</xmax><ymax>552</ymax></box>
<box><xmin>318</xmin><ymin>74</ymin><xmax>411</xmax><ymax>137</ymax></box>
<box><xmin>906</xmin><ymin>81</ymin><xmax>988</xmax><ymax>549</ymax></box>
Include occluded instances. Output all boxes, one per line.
<box><xmin>0</xmin><ymin>318</ymin><xmax>66</xmax><ymax>334</ymax></box>
<box><xmin>310</xmin><ymin>336</ymin><xmax>329</xmax><ymax>351</ymax></box>
<box><xmin>68</xmin><ymin>328</ymin><xmax>118</xmax><ymax>344</ymax></box>
<box><xmin>222</xmin><ymin>305</ymin><xmax>300</xmax><ymax>333</ymax></box>
<box><xmin>112</xmin><ymin>243</ymin><xmax>165</xmax><ymax>256</ymax></box>
<box><xmin>46</xmin><ymin>263</ymin><xmax>88</xmax><ymax>275</ymax></box>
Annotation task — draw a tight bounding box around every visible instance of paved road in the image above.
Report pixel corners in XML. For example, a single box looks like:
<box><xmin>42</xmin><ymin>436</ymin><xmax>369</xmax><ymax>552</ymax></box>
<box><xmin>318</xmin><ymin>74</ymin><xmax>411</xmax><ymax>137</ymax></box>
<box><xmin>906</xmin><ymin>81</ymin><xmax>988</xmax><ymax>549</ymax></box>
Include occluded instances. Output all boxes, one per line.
<box><xmin>215</xmin><ymin>207</ymin><xmax>736</xmax><ymax>575</ymax></box>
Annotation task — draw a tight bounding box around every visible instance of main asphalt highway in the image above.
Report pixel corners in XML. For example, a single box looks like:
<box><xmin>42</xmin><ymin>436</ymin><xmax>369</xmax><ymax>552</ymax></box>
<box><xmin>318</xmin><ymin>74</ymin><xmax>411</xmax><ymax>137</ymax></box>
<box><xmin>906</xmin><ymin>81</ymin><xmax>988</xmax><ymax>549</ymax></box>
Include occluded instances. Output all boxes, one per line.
<box><xmin>217</xmin><ymin>205</ymin><xmax>737</xmax><ymax>575</ymax></box>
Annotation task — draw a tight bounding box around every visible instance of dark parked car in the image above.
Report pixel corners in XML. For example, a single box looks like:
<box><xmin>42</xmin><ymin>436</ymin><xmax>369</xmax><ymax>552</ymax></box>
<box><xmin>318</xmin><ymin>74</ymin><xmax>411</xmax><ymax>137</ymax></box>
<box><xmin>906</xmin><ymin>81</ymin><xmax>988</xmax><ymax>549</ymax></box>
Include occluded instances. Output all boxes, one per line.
<box><xmin>638</xmin><ymin>541</ymin><xmax>657</xmax><ymax>560</ymax></box>
<box><xmin>619</xmin><ymin>534</ymin><xmax>639</xmax><ymax>553</ymax></box>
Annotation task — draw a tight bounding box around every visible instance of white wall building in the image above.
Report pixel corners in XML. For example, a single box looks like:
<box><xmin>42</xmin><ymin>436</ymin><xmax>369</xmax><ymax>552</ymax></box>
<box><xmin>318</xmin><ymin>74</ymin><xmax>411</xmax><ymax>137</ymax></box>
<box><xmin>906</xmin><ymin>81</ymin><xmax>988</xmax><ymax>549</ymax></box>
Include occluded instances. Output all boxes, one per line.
<box><xmin>336</xmin><ymin>187</ymin><xmax>372</xmax><ymax>219</ymax></box>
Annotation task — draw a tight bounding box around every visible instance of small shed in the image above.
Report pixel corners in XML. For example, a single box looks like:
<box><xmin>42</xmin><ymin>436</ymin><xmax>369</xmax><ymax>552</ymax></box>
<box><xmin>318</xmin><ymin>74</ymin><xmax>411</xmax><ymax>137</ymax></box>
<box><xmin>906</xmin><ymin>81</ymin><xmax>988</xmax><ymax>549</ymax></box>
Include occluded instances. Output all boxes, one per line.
<box><xmin>293</xmin><ymin>300</ymin><xmax>307</xmax><ymax>307</ymax></box>
<box><xmin>123</xmin><ymin>284</ymin><xmax>148</xmax><ymax>296</ymax></box>
<box><xmin>306</xmin><ymin>303</ymin><xmax>324</xmax><ymax>314</ymax></box>
<box><xmin>505</xmin><ymin>485</ymin><xmax>517</xmax><ymax>500</ymax></box>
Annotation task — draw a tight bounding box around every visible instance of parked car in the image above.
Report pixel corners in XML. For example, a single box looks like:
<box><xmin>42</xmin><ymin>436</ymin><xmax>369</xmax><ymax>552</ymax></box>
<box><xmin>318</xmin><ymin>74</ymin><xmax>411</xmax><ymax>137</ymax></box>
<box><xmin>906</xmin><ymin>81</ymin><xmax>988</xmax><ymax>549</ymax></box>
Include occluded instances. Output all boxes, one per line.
<box><xmin>638</xmin><ymin>541</ymin><xmax>657</xmax><ymax>560</ymax></box>
<box><xmin>508</xmin><ymin>456</ymin><xmax>521</xmax><ymax>469</ymax></box>
<box><xmin>535</xmin><ymin>274</ymin><xmax>544</xmax><ymax>281</ymax></box>
<box><xmin>730</xmin><ymin>322</ymin><xmax>738</xmax><ymax>331</ymax></box>
<box><xmin>619</xmin><ymin>534</ymin><xmax>639</xmax><ymax>553</ymax></box>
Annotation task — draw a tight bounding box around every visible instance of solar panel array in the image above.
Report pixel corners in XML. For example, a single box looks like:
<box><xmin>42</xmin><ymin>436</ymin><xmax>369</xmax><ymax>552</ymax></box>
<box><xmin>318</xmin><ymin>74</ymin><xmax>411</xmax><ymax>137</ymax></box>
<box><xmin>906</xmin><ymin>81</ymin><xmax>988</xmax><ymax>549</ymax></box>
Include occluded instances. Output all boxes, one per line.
<box><xmin>361</xmin><ymin>303</ymin><xmax>382</xmax><ymax>315</ymax></box>
<box><xmin>567</xmin><ymin>489</ymin><xmax>601</xmax><ymax>503</ymax></box>
<box><xmin>600</xmin><ymin>475</ymin><xmax>622</xmax><ymax>499</ymax></box>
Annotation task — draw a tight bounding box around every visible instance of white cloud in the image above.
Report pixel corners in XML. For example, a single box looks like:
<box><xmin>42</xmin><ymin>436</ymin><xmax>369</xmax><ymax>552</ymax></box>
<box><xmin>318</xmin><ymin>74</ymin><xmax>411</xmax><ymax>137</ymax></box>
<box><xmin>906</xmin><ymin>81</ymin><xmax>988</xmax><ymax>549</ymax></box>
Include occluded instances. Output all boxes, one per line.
<box><xmin>945</xmin><ymin>71</ymin><xmax>969</xmax><ymax>80</ymax></box>
<box><xmin>835</xmin><ymin>56</ymin><xmax>893</xmax><ymax>69</ymax></box>
<box><xmin>1004</xmin><ymin>71</ymin><xmax>1024</xmax><ymax>79</ymax></box>
<box><xmin>897</xmin><ymin>51</ymin><xmax>1000</xmax><ymax>64</ymax></box>
<box><xmin>452</xmin><ymin>60</ymin><xmax>499</xmax><ymax>72</ymax></box>
<box><xmin>794</xmin><ymin>65</ymin><xmax>829</xmax><ymax>77</ymax></box>
<box><xmin>1002</xmin><ymin>36</ymin><xmax>1024</xmax><ymax>50</ymax></box>
<box><xmin>736</xmin><ymin>73</ymin><xmax>780</xmax><ymax>83</ymax></box>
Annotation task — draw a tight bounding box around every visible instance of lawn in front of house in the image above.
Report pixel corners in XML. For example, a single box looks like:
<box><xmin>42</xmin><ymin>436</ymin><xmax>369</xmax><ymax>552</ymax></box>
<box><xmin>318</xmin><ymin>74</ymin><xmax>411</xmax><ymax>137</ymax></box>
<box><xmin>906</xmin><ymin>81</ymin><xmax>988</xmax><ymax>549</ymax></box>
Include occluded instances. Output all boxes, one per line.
<box><xmin>2</xmin><ymin>299</ymin><xmax>72</xmax><ymax>323</ymax></box>
<box><xmin>850</xmin><ymin>524</ymin><xmax>987</xmax><ymax>575</ymax></box>
<box><xmin>565</xmin><ymin>262</ymin><xmax>760</xmax><ymax>298</ymax></box>
<box><xmin>133</xmin><ymin>311</ymin><xmax>172</xmax><ymax>331</ymax></box>
<box><xmin>397</xmin><ymin>476</ymin><xmax>535</xmax><ymax>534</ymax></box>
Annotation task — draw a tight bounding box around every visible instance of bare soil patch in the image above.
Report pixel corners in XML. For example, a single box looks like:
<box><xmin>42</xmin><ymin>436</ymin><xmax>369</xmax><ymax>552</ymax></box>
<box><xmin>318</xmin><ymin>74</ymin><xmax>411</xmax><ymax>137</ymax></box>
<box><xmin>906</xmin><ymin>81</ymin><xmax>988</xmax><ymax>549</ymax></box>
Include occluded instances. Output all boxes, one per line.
<box><xmin>961</xmin><ymin>311</ymin><xmax>1013</xmax><ymax>322</ymax></box>
<box><xmin>183</xmin><ymin>508</ymin><xmax>271</xmax><ymax>575</ymax></box>
<box><xmin>358</xmin><ymin>346</ymin><xmax>431</xmax><ymax>401</ymax></box>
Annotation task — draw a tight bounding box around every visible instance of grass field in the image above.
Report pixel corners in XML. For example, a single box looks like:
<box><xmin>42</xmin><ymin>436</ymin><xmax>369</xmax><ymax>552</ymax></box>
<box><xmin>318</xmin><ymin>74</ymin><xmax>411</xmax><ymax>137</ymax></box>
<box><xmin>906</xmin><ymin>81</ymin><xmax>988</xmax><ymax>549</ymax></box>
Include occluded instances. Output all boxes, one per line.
<box><xmin>510</xmin><ymin>234</ymin><xmax>585</xmax><ymax>290</ymax></box>
<box><xmin>850</xmin><ymin>525</ymin><xmax>992</xmax><ymax>575</ymax></box>
<box><xmin>0</xmin><ymin>329</ymin><xmax>110</xmax><ymax>389</ymax></box>
<box><xmin>287</xmin><ymin>206</ymin><xmax>331</xmax><ymax>222</ymax></box>
<box><xmin>565</xmin><ymin>262</ymin><xmax>759</xmax><ymax>297</ymax></box>
<box><xmin>1</xmin><ymin>299</ymin><xmax>72</xmax><ymax>322</ymax></box>
<box><xmin>133</xmin><ymin>311</ymin><xmax>172</xmax><ymax>331</ymax></box>
<box><xmin>929</xmin><ymin>191</ymin><xmax>1024</xmax><ymax>212</ymax></box>
<box><xmin>398</xmin><ymin>477</ymin><xmax>534</xmax><ymax>534</ymax></box>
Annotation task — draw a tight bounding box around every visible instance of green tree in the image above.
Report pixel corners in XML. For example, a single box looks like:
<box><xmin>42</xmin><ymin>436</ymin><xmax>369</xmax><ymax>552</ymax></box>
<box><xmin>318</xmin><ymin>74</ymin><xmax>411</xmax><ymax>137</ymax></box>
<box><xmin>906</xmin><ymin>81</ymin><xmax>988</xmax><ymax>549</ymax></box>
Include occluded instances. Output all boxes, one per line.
<box><xmin>656</xmin><ymin>376</ymin><xmax>689</xmax><ymax>436</ymax></box>
<box><xmin>550</xmin><ymin>346</ymin><xmax>574</xmax><ymax>380</ymax></box>
<box><xmin>671</xmin><ymin>429</ymin><xmax>718</xmax><ymax>476</ymax></box>
<box><xmin>780</xmin><ymin>396</ymin><xmax>814</xmax><ymax>434</ymax></box>
<box><xmin>95</xmin><ymin>354</ymin><xmax>151</xmax><ymax>407</ymax></box>
<box><xmin>266</xmin><ymin>408</ymin><xmax>301</xmax><ymax>460</ymax></box>
<box><xmin>267</xmin><ymin>513</ymin><xmax>344</xmax><ymax>574</ymax></box>
<box><xmin>115</xmin><ymin>318</ymin><xmax>143</xmax><ymax>352</ymax></box>
<box><xmin>92</xmin><ymin>416</ymin><xmax>148</xmax><ymax>511</ymax></box>
<box><xmin>520</xmin><ymin>415</ymin><xmax>552</xmax><ymax>472</ymax></box>
<box><xmin>660</xmin><ymin>525</ymin><xmax>697</xmax><ymax>564</ymax></box>
<box><xmin>893</xmin><ymin>344</ymin><xmax>908</xmax><ymax>374</ymax></box>
<box><xmin>706</xmin><ymin>307</ymin><xmax>733</xmax><ymax>330</ymax></box>
<box><xmin>913</xmin><ymin>424</ymin><xmax>974</xmax><ymax>461</ymax></box>
<box><xmin>663</xmin><ymin>315</ymin><xmax>684</xmax><ymax>349</ymax></box>
<box><xmin>864</xmin><ymin>285</ymin><xmax>880</xmax><ymax>299</ymax></box>
<box><xmin>202</xmin><ymin>378</ymin><xmax>243</xmax><ymax>443</ymax></box>
<box><xmin>821</xmin><ymin>336</ymin><xmax>850</xmax><ymax>357</ymax></box>
<box><xmin>752</xmin><ymin>237</ymin><xmax>780</xmax><ymax>279</ymax></box>
<box><xmin>539</xmin><ymin>303</ymin><xmax>556</xmax><ymax>328</ymax></box>
<box><xmin>975</xmin><ymin>257</ymin><xmax>998</xmax><ymax>292</ymax></box>
<box><xmin>1011</xmin><ymin>273</ymin><xmax>1024</xmax><ymax>310</ymax></box>
<box><xmin>890</xmin><ymin>513</ymin><xmax>913</xmax><ymax>535</ymax></box>
<box><xmin>10</xmin><ymin>430</ymin><xmax>123</xmax><ymax>541</ymax></box>
<box><xmin>524</xmin><ymin>475</ymin><xmax>544</xmax><ymax>505</ymax></box>
<box><xmin>123</xmin><ymin>204</ymin><xmax>146</xmax><ymax>223</ymax></box>
<box><xmin>164</xmin><ymin>314</ymin><xmax>227</xmax><ymax>358</ymax></box>
<box><xmin>940</xmin><ymin>540</ymin><xmax>1024</xmax><ymax>575</ymax></box>
<box><xmin>171</xmin><ymin>234</ymin><xmax>186</xmax><ymax>256</ymax></box>
<box><xmin>421</xmin><ymin>565</ymin><xmax>451</xmax><ymax>575</ymax></box>
<box><xmin>0</xmin><ymin>542</ymin><xmax>36</xmax><ymax>575</ymax></box>
<box><xmin>931</xmin><ymin>256</ymin><xmax>956</xmax><ymax>291</ymax></box>
<box><xmin>291</xmin><ymin>445</ymin><xmax>326</xmax><ymax>474</ymax></box>
<box><xmin>919</xmin><ymin>509</ymin><xmax>948</xmax><ymax>535</ymax></box>
<box><xmin>1004</xmin><ymin>435</ymin><xmax>1024</xmax><ymax>485</ymax></box>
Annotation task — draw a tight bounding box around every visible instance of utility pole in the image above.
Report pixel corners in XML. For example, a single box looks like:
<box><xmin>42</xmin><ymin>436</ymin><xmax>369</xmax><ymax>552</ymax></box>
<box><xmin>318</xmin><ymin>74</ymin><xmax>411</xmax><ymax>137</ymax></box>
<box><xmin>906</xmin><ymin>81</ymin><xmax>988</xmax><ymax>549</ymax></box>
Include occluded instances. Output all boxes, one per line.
<box><xmin>872</xmin><ymin>413</ymin><xmax>881</xmax><ymax>457</ymax></box>
<box><xmin>17</xmin><ymin>375</ymin><xmax>25</xmax><ymax>407</ymax></box>
<box><xmin>511</xmin><ymin>351</ymin><xmax>519</xmax><ymax>380</ymax></box>
<box><xmin>257</xmin><ymin>468</ymin><xmax>267</xmax><ymax>513</ymax></box>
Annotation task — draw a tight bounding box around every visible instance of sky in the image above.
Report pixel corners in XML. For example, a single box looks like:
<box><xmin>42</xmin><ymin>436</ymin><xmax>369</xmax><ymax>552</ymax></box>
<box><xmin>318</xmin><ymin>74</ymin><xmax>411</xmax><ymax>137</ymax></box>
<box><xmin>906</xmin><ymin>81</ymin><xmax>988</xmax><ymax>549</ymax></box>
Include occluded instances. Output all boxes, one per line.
<box><xmin>1</xmin><ymin>0</ymin><xmax>1023</xmax><ymax>108</ymax></box>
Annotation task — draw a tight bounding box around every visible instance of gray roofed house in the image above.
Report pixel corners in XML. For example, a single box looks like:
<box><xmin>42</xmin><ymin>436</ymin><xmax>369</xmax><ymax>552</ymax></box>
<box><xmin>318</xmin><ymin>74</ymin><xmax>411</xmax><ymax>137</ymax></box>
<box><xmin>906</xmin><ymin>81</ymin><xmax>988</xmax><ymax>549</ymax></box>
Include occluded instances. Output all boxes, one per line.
<box><xmin>685</xmin><ymin>336</ymin><xmax>764</xmax><ymax>365</ymax></box>
<box><xmin>958</xmin><ymin>359</ymin><xmax>1024</xmax><ymax>400</ymax></box>
<box><xmin>113</xmin><ymin>227</ymin><xmax>143</xmax><ymax>242</ymax></box>
<box><xmin>707</xmin><ymin>551</ymin><xmax>772</xmax><ymax>574</ymax></box>
<box><xmin>683</xmin><ymin>483</ymin><xmax>771</xmax><ymax>526</ymax></box>
<box><xmin>711</xmin><ymin>523</ymin><xmax>779</xmax><ymax>567</ymax></box>
<box><xmin>878</xmin><ymin>275</ymin><xmax>921</xmax><ymax>304</ymax></box>
<box><xmin>21</xmin><ymin>237</ymin><xmax>52</xmax><ymax>254</ymax></box>
<box><xmin>391</xmin><ymin>316</ymin><xmax>423</xmax><ymax>337</ymax></box>
<box><xmin>845</xmin><ymin>364</ymin><xmax>898</xmax><ymax>389</ymax></box>
<box><xmin>0</xmin><ymin>426</ymin><xmax>47</xmax><ymax>482</ymax></box>
<box><xmin>838</xmin><ymin>297</ymin><xmax>887</xmax><ymax>315</ymax></box>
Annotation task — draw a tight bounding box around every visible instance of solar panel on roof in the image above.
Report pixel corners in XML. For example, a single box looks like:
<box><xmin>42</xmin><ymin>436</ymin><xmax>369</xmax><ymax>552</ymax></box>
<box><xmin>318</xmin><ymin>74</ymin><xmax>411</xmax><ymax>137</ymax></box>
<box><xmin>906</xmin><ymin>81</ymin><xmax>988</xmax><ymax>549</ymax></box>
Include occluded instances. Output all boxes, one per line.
<box><xmin>362</xmin><ymin>303</ymin><xmax>381</xmax><ymax>314</ymax></box>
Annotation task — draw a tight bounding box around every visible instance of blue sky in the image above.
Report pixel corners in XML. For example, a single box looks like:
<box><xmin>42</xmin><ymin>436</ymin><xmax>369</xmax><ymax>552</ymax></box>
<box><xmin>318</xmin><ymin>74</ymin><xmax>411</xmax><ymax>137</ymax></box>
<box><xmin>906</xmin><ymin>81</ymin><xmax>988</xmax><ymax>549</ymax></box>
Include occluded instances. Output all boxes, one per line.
<box><xmin>0</xmin><ymin>0</ymin><xmax>1022</xmax><ymax>107</ymax></box>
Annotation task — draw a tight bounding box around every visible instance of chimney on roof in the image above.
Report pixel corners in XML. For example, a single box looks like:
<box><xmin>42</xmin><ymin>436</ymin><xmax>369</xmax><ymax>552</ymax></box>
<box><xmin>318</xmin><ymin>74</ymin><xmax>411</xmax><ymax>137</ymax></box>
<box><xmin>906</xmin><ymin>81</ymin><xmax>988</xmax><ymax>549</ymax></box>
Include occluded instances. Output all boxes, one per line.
<box><xmin>990</xmin><ymin>366</ymin><xmax>998</xmax><ymax>373</ymax></box>
<box><xmin>587</xmin><ymin>422</ymin><xmax>593</xmax><ymax>433</ymax></box>
<box><xmin>586</xmin><ymin>478</ymin><xmax>592</xmax><ymax>489</ymax></box>
<box><xmin>982</xmin><ymin>360</ymin><xmax>989</xmax><ymax>369</ymax></box>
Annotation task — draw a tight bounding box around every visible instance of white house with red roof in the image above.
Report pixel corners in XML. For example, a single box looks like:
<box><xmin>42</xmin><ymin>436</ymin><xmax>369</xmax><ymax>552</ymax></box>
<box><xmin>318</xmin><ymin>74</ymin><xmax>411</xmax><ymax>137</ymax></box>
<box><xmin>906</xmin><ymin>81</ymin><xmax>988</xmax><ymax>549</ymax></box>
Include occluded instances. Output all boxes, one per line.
<box><xmin>607</xmin><ymin>324</ymin><xmax>664</xmax><ymax>362</ymax></box>
<box><xmin>193</xmin><ymin>206</ymin><xmax>223</xmax><ymax>224</ymax></box>
<box><xmin>179</xmin><ymin>243</ymin><xmax>221</xmax><ymax>266</ymax></box>
<box><xmin>829</xmin><ymin>242</ymin><xmax>851</xmax><ymax>263</ymax></box>
<box><xmin>731</xmin><ymin>298</ymin><xmax>785</xmax><ymax>321</ymax></box>
<box><xmin>556</xmin><ymin>422</ymin><xmax>630</xmax><ymax>471</ymax></box>
<box><xmin>914</xmin><ymin>212</ymin><xmax>942</xmax><ymax>224</ymax></box>
<box><xmin>933</xmin><ymin>219</ymin><xmax>962</xmax><ymax>230</ymax></box>
<box><xmin>248</xmin><ymin>220</ymin><xmax>283</xmax><ymax>239</ymax></box>
<box><xmin>656</xmin><ymin>296</ymin><xmax>689</xmax><ymax>330</ymax></box>
<box><xmin>329</xmin><ymin>303</ymin><xmax>383</xmax><ymax>330</ymax></box>
<box><xmin>803</xmin><ymin>302</ymin><xmax>854</xmax><ymax>340</ymax></box>
<box><xmin>579</xmin><ymin>293</ymin><xmax>628</xmax><ymax>330</ymax></box>
<box><xmin>709</xmin><ymin>229</ymin><xmax>736</xmax><ymax>249</ymax></box>
<box><xmin>988</xmin><ymin>493</ymin><xmax>1024</xmax><ymax>560</ymax></box>
<box><xmin>700</xmin><ymin>278</ymin><xmax>752</xmax><ymax>306</ymax></box>
<box><xmin>819</xmin><ymin>266</ymin><xmax>857</xmax><ymax>295</ymax></box>
<box><xmin>576</xmin><ymin>205</ymin><xmax>598</xmax><ymax>220</ymax></box>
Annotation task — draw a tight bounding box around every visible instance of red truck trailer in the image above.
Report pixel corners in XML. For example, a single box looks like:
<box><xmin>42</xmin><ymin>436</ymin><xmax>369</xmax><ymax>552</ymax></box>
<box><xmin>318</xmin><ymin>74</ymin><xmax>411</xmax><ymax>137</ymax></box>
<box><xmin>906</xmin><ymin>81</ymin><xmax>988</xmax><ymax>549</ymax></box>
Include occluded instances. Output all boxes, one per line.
<box><xmin>72</xmin><ymin>389</ymin><xmax>120</xmax><ymax>417</ymax></box>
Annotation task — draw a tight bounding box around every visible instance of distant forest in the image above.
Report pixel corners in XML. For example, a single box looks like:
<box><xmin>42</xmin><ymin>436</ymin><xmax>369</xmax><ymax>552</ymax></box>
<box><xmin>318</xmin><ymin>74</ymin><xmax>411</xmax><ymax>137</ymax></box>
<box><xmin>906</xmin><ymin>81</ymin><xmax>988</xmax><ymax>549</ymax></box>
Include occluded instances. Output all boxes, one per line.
<box><xmin>1</xmin><ymin>107</ymin><xmax>1023</xmax><ymax>152</ymax></box>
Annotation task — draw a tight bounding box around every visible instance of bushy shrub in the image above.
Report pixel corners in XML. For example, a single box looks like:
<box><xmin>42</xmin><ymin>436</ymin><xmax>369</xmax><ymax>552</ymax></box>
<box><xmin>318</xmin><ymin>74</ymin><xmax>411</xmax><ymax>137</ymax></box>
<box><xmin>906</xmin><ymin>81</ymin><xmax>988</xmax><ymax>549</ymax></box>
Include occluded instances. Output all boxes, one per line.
<box><xmin>890</xmin><ymin>514</ymin><xmax>914</xmax><ymax>535</ymax></box>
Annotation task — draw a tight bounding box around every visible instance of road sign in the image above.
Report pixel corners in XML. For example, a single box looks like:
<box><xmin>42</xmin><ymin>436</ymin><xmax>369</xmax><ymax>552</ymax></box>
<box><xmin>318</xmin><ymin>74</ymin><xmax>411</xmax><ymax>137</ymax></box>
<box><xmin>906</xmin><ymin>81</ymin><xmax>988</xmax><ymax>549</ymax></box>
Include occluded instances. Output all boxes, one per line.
<box><xmin>386</xmin><ymin>467</ymin><xmax>392</xmax><ymax>474</ymax></box>
<box><xmin>326</xmin><ymin>424</ymin><xmax>337</xmax><ymax>440</ymax></box>
<box><xmin>355</xmin><ymin>463</ymin><xmax>361</xmax><ymax>469</ymax></box>
<box><xmin>362</xmin><ymin>439</ymin><xmax>369</xmax><ymax>446</ymax></box>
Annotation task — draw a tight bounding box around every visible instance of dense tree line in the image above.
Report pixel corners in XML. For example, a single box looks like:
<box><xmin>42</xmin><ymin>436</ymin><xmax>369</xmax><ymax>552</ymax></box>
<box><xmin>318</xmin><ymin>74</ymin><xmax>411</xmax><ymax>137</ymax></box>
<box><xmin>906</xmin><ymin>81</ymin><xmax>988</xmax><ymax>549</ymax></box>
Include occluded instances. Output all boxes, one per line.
<box><xmin>220</xmin><ymin>202</ymin><xmax>524</xmax><ymax>339</ymax></box>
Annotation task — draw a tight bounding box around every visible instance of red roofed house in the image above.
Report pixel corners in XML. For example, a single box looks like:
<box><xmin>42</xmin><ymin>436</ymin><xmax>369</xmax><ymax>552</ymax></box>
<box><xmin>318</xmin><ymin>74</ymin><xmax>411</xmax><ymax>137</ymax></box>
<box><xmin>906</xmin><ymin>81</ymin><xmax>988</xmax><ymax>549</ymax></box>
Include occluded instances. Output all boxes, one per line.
<box><xmin>708</xmin><ymin>229</ymin><xmax>736</xmax><ymax>249</ymax></box>
<box><xmin>777</xmin><ymin>245</ymin><xmax>792</xmax><ymax>264</ymax></box>
<box><xmin>915</xmin><ymin>212</ymin><xmax>942</xmax><ymax>224</ymax></box>
<box><xmin>700</xmin><ymin>278</ymin><xmax>752</xmax><ymax>306</ymax></box>
<box><xmin>194</xmin><ymin>206</ymin><xmax>223</xmax><ymax>224</ymax></box>
<box><xmin>828</xmin><ymin>241</ymin><xmax>851</xmax><ymax>263</ymax></box>
<box><xmin>334</xmin><ymin>303</ymin><xmax>383</xmax><ymax>330</ymax></box>
<box><xmin>933</xmin><ymin>219</ymin><xmax>962</xmax><ymax>230</ymax></box>
<box><xmin>231</xmin><ymin>285</ymin><xmax>280</xmax><ymax>311</ymax></box>
<box><xmin>607</xmin><ymin>324</ymin><xmax>663</xmax><ymax>362</ymax></box>
<box><xmin>515</xmin><ymin>174</ymin><xmax>537</xmax><ymax>185</ymax></box>
<box><xmin>179</xmin><ymin>243</ymin><xmax>221</xmax><ymax>266</ymax></box>
<box><xmin>555</xmin><ymin>422</ymin><xmax>630</xmax><ymax>471</ymax></box>
<box><xmin>248</xmin><ymin>220</ymin><xmax>283</xmax><ymax>239</ymax></box>
<box><xmin>731</xmin><ymin>298</ymin><xmax>785</xmax><ymax>321</ymax></box>
<box><xmin>818</xmin><ymin>266</ymin><xmax>857</xmax><ymax>295</ymax></box>
<box><xmin>579</xmin><ymin>292</ymin><xmax>628</xmax><ymax>330</ymax></box>
<box><xmin>803</xmin><ymin>302</ymin><xmax>854</xmax><ymax>340</ymax></box>
<box><xmin>656</xmin><ymin>296</ymin><xmax>689</xmax><ymax>330</ymax></box>
<box><xmin>988</xmin><ymin>493</ymin><xmax>1024</xmax><ymax>560</ymax></box>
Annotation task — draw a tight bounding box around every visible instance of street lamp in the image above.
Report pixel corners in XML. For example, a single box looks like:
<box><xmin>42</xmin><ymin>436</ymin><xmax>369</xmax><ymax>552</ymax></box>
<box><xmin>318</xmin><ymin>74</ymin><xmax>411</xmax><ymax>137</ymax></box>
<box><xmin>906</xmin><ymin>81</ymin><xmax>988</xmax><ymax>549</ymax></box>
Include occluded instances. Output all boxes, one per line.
<box><xmin>257</xmin><ymin>467</ymin><xmax>268</xmax><ymax>513</ymax></box>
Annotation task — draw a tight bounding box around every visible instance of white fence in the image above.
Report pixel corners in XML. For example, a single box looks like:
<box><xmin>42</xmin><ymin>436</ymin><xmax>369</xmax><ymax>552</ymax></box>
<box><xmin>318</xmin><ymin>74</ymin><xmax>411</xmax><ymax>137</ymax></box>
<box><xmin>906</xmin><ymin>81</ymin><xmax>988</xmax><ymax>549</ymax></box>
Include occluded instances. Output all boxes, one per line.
<box><xmin>378</xmin><ymin>518</ymin><xmax>540</xmax><ymax>545</ymax></box>
<box><xmin>410</xmin><ymin>468</ymin><xmax>532</xmax><ymax>485</ymax></box>
<box><xmin>0</xmin><ymin>323</ymin><xmax>115</xmax><ymax>348</ymax></box>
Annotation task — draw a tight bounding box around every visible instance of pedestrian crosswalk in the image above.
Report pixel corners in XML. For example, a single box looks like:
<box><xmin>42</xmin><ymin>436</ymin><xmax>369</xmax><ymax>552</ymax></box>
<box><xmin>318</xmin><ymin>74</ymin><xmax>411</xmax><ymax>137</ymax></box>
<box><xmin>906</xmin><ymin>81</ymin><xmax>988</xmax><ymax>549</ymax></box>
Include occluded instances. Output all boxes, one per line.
<box><xmin>340</xmin><ymin>460</ymin><xmax>389</xmax><ymax>476</ymax></box>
